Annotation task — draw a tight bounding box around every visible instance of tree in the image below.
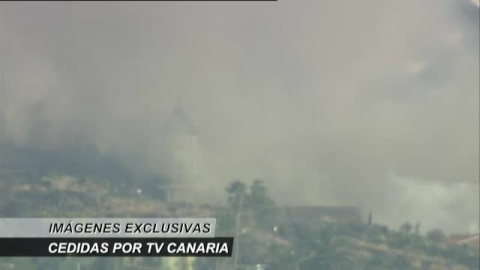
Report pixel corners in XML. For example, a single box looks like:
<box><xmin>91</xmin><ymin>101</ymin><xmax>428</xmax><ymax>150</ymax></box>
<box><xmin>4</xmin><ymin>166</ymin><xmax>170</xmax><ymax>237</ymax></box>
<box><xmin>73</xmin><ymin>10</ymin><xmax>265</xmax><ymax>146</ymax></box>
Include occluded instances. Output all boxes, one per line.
<box><xmin>248</xmin><ymin>180</ymin><xmax>274</xmax><ymax>208</ymax></box>
<box><xmin>247</xmin><ymin>180</ymin><xmax>275</xmax><ymax>229</ymax></box>
<box><xmin>299</xmin><ymin>224</ymin><xmax>353</xmax><ymax>270</ymax></box>
<box><xmin>426</xmin><ymin>229</ymin><xmax>446</xmax><ymax>244</ymax></box>
<box><xmin>365</xmin><ymin>254</ymin><xmax>393</xmax><ymax>270</ymax></box>
<box><xmin>226</xmin><ymin>180</ymin><xmax>247</xmax><ymax>211</ymax></box>
<box><xmin>414</xmin><ymin>222</ymin><xmax>421</xmax><ymax>235</ymax></box>
<box><xmin>400</xmin><ymin>222</ymin><xmax>413</xmax><ymax>234</ymax></box>
<box><xmin>425</xmin><ymin>229</ymin><xmax>447</xmax><ymax>257</ymax></box>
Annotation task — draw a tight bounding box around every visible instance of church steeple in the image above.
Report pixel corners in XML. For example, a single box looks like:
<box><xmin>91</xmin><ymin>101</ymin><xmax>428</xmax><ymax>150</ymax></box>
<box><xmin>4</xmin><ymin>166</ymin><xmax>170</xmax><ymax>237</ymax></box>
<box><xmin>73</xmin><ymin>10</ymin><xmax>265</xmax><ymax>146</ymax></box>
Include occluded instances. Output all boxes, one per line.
<box><xmin>175</xmin><ymin>92</ymin><xmax>182</xmax><ymax>110</ymax></box>
<box><xmin>157</xmin><ymin>91</ymin><xmax>200</xmax><ymax>203</ymax></box>
<box><xmin>164</xmin><ymin>92</ymin><xmax>196</xmax><ymax>136</ymax></box>
<box><xmin>0</xmin><ymin>20</ymin><xmax>5</xmax><ymax>95</ymax></box>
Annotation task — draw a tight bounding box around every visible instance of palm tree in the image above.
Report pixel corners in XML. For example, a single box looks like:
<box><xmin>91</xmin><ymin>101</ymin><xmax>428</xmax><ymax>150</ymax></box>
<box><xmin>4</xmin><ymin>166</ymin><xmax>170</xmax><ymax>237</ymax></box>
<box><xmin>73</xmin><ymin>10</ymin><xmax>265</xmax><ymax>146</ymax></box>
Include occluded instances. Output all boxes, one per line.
<box><xmin>226</xmin><ymin>181</ymin><xmax>247</xmax><ymax>270</ymax></box>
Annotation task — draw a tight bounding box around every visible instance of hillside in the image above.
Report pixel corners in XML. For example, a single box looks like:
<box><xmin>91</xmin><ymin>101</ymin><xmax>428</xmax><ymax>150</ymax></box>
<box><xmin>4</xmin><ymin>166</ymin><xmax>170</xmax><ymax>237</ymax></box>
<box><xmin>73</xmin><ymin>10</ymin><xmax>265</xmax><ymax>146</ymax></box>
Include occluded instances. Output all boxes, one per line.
<box><xmin>0</xmin><ymin>175</ymin><xmax>478</xmax><ymax>270</ymax></box>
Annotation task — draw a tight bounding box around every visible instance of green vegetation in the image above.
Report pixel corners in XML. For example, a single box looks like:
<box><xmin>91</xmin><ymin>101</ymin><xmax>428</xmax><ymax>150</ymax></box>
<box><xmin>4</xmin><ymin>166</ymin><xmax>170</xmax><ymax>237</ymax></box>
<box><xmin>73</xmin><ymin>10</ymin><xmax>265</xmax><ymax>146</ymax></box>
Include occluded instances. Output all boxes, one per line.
<box><xmin>0</xmin><ymin>175</ymin><xmax>478</xmax><ymax>270</ymax></box>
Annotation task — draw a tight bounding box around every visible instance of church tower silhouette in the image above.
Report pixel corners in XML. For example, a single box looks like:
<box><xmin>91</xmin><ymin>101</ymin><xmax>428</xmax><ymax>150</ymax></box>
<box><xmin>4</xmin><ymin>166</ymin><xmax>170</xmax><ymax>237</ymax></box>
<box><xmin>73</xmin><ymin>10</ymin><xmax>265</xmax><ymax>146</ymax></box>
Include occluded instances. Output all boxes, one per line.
<box><xmin>159</xmin><ymin>94</ymin><xmax>199</xmax><ymax>203</ymax></box>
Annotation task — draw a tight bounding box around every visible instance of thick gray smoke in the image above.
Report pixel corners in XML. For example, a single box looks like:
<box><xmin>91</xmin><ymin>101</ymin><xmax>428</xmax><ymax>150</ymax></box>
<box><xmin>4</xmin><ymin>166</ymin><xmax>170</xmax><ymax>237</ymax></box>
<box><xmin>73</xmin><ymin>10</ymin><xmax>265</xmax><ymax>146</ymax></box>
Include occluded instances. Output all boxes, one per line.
<box><xmin>0</xmin><ymin>0</ymin><xmax>478</xmax><ymax>233</ymax></box>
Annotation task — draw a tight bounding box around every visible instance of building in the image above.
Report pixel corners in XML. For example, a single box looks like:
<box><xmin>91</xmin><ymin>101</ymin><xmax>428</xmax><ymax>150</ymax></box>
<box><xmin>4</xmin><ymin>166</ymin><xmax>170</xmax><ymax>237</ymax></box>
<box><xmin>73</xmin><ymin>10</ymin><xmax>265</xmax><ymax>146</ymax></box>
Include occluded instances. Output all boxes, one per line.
<box><xmin>449</xmin><ymin>234</ymin><xmax>480</xmax><ymax>250</ymax></box>
<box><xmin>274</xmin><ymin>205</ymin><xmax>362</xmax><ymax>224</ymax></box>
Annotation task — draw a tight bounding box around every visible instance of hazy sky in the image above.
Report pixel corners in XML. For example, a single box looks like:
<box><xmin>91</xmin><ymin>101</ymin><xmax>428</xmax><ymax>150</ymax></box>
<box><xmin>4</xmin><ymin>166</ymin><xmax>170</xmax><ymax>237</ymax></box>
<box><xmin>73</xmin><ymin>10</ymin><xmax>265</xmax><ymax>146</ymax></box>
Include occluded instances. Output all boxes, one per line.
<box><xmin>0</xmin><ymin>0</ymin><xmax>478</xmax><ymax>233</ymax></box>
